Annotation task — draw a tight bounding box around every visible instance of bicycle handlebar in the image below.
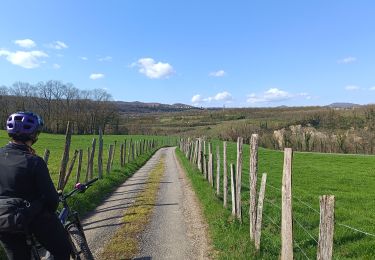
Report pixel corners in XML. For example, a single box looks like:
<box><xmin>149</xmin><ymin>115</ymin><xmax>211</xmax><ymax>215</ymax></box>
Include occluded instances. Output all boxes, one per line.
<box><xmin>61</xmin><ymin>178</ymin><xmax>99</xmax><ymax>200</ymax></box>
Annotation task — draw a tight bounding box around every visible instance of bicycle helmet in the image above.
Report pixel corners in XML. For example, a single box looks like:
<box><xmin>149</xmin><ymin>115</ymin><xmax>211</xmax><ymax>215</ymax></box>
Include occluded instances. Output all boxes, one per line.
<box><xmin>6</xmin><ymin>111</ymin><xmax>44</xmax><ymax>143</ymax></box>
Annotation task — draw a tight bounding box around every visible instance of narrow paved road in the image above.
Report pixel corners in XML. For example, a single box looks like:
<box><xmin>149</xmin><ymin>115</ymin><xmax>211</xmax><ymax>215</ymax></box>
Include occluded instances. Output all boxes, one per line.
<box><xmin>82</xmin><ymin>149</ymin><xmax>164</xmax><ymax>258</ymax></box>
<box><xmin>82</xmin><ymin>147</ymin><xmax>211</xmax><ymax>259</ymax></box>
<box><xmin>136</xmin><ymin>147</ymin><xmax>211</xmax><ymax>259</ymax></box>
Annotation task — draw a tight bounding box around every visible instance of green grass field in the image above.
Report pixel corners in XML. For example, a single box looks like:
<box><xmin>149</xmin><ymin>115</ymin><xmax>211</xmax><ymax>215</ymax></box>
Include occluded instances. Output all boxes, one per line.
<box><xmin>177</xmin><ymin>140</ymin><xmax>375</xmax><ymax>259</ymax></box>
<box><xmin>0</xmin><ymin>130</ymin><xmax>174</xmax><ymax>187</ymax></box>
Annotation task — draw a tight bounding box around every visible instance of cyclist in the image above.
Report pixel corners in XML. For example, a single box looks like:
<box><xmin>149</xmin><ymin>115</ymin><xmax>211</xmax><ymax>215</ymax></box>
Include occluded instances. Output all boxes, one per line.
<box><xmin>0</xmin><ymin>112</ymin><xmax>72</xmax><ymax>260</ymax></box>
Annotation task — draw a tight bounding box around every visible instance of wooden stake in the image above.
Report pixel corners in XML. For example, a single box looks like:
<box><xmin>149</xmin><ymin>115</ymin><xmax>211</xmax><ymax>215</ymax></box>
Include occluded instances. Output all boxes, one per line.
<box><xmin>255</xmin><ymin>173</ymin><xmax>267</xmax><ymax>250</ymax></box>
<box><xmin>223</xmin><ymin>141</ymin><xmax>228</xmax><ymax>208</ymax></box>
<box><xmin>88</xmin><ymin>138</ymin><xmax>96</xmax><ymax>180</ymax></box>
<box><xmin>43</xmin><ymin>149</ymin><xmax>50</xmax><ymax>165</ymax></box>
<box><xmin>236</xmin><ymin>137</ymin><xmax>243</xmax><ymax>221</ymax></box>
<box><xmin>216</xmin><ymin>145</ymin><xmax>220</xmax><ymax>195</ymax></box>
<box><xmin>75</xmin><ymin>149</ymin><xmax>83</xmax><ymax>185</ymax></box>
<box><xmin>106</xmin><ymin>144</ymin><xmax>114</xmax><ymax>174</ymax></box>
<box><xmin>98</xmin><ymin>128</ymin><xmax>103</xmax><ymax>179</ymax></box>
<box><xmin>63</xmin><ymin>149</ymin><xmax>79</xmax><ymax>189</ymax></box>
<box><xmin>85</xmin><ymin>147</ymin><xmax>90</xmax><ymax>182</ymax></box>
<box><xmin>250</xmin><ymin>134</ymin><xmax>259</xmax><ymax>240</ymax></box>
<box><xmin>58</xmin><ymin>121</ymin><xmax>72</xmax><ymax>190</ymax></box>
<box><xmin>317</xmin><ymin>195</ymin><xmax>335</xmax><ymax>260</ymax></box>
<box><xmin>197</xmin><ymin>138</ymin><xmax>202</xmax><ymax>172</ymax></box>
<box><xmin>230</xmin><ymin>163</ymin><xmax>236</xmax><ymax>216</ymax></box>
<box><xmin>281</xmin><ymin>148</ymin><xmax>293</xmax><ymax>260</ymax></box>
<box><xmin>208</xmin><ymin>153</ymin><xmax>213</xmax><ymax>186</ymax></box>
<box><xmin>120</xmin><ymin>143</ymin><xmax>124</xmax><ymax>167</ymax></box>
<box><xmin>112</xmin><ymin>140</ymin><xmax>117</xmax><ymax>167</ymax></box>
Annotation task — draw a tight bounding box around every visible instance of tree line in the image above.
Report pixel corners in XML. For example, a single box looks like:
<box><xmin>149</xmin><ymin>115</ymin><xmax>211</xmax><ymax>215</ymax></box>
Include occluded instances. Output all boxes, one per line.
<box><xmin>0</xmin><ymin>80</ymin><xmax>120</xmax><ymax>134</ymax></box>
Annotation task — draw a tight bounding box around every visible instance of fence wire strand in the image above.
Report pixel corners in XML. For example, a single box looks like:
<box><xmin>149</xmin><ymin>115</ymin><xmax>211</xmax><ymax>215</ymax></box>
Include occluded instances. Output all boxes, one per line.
<box><xmin>336</xmin><ymin>223</ymin><xmax>375</xmax><ymax>238</ymax></box>
<box><xmin>294</xmin><ymin>240</ymin><xmax>311</xmax><ymax>260</ymax></box>
<box><xmin>266</xmin><ymin>198</ymin><xmax>318</xmax><ymax>244</ymax></box>
<box><xmin>264</xmin><ymin>213</ymin><xmax>311</xmax><ymax>260</ymax></box>
<box><xmin>293</xmin><ymin>217</ymin><xmax>318</xmax><ymax>244</ymax></box>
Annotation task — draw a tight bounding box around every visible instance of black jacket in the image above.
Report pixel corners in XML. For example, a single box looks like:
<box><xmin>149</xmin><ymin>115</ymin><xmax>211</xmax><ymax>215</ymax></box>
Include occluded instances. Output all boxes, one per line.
<box><xmin>0</xmin><ymin>142</ymin><xmax>59</xmax><ymax>212</ymax></box>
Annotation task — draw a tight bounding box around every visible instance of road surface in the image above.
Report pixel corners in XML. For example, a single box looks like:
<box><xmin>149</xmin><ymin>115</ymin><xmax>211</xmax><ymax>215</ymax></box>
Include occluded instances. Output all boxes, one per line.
<box><xmin>82</xmin><ymin>147</ymin><xmax>212</xmax><ymax>259</ymax></box>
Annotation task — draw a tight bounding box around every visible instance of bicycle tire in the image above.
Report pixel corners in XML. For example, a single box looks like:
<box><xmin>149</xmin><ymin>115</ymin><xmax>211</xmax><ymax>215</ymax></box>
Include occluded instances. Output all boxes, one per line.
<box><xmin>67</xmin><ymin>223</ymin><xmax>94</xmax><ymax>260</ymax></box>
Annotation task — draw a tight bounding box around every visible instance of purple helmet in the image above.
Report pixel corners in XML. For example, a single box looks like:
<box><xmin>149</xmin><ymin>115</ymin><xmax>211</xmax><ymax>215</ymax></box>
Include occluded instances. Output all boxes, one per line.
<box><xmin>6</xmin><ymin>112</ymin><xmax>44</xmax><ymax>136</ymax></box>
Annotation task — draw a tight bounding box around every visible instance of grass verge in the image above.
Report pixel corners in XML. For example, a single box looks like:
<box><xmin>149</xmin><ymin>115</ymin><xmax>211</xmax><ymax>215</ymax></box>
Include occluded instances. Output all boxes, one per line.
<box><xmin>99</xmin><ymin>155</ymin><xmax>166</xmax><ymax>259</ymax></box>
<box><xmin>68</xmin><ymin>149</ymin><xmax>160</xmax><ymax>217</ymax></box>
<box><xmin>175</xmin><ymin>149</ymin><xmax>256</xmax><ymax>259</ymax></box>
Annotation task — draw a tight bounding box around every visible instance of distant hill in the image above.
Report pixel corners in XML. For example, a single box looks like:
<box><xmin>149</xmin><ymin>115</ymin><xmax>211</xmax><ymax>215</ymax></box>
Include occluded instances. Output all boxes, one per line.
<box><xmin>113</xmin><ymin>101</ymin><xmax>198</xmax><ymax>114</ymax></box>
<box><xmin>327</xmin><ymin>102</ymin><xmax>361</xmax><ymax>109</ymax></box>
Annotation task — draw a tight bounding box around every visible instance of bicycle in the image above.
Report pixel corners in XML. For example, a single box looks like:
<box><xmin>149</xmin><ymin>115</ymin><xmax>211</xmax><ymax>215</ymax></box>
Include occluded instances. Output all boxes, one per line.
<box><xmin>29</xmin><ymin>177</ymin><xmax>99</xmax><ymax>260</ymax></box>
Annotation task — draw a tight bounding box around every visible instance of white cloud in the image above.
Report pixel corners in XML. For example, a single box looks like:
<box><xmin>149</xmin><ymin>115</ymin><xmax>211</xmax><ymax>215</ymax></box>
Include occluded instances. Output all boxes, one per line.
<box><xmin>89</xmin><ymin>73</ymin><xmax>105</xmax><ymax>80</ymax></box>
<box><xmin>191</xmin><ymin>91</ymin><xmax>233</xmax><ymax>105</ymax></box>
<box><xmin>369</xmin><ymin>86</ymin><xmax>375</xmax><ymax>91</ymax></box>
<box><xmin>345</xmin><ymin>85</ymin><xmax>360</xmax><ymax>91</ymax></box>
<box><xmin>53</xmin><ymin>63</ymin><xmax>61</xmax><ymax>69</ymax></box>
<box><xmin>214</xmin><ymin>91</ymin><xmax>232</xmax><ymax>101</ymax></box>
<box><xmin>246</xmin><ymin>88</ymin><xmax>310</xmax><ymax>104</ymax></box>
<box><xmin>48</xmin><ymin>41</ymin><xmax>68</xmax><ymax>50</ymax></box>
<box><xmin>133</xmin><ymin>58</ymin><xmax>174</xmax><ymax>79</ymax></box>
<box><xmin>337</xmin><ymin>56</ymin><xmax>357</xmax><ymax>64</ymax></box>
<box><xmin>80</xmin><ymin>56</ymin><xmax>88</xmax><ymax>61</ymax></box>
<box><xmin>209</xmin><ymin>70</ymin><xmax>226</xmax><ymax>77</ymax></box>
<box><xmin>14</xmin><ymin>39</ymin><xmax>36</xmax><ymax>48</ymax></box>
<box><xmin>98</xmin><ymin>56</ymin><xmax>112</xmax><ymax>62</ymax></box>
<box><xmin>191</xmin><ymin>94</ymin><xmax>203</xmax><ymax>103</ymax></box>
<box><xmin>0</xmin><ymin>49</ymin><xmax>48</xmax><ymax>69</ymax></box>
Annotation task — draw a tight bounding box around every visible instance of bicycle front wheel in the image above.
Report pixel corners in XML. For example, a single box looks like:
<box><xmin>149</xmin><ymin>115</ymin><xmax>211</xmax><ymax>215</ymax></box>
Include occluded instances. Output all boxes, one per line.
<box><xmin>66</xmin><ymin>223</ymin><xmax>94</xmax><ymax>260</ymax></box>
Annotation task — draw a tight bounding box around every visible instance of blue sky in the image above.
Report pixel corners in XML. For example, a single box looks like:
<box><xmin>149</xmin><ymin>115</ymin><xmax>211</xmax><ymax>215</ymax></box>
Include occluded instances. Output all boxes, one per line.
<box><xmin>1</xmin><ymin>1</ymin><xmax>375</xmax><ymax>107</ymax></box>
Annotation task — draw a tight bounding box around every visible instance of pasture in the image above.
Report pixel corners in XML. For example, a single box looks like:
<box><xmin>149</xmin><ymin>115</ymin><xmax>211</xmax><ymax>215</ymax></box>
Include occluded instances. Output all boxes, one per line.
<box><xmin>177</xmin><ymin>139</ymin><xmax>375</xmax><ymax>259</ymax></box>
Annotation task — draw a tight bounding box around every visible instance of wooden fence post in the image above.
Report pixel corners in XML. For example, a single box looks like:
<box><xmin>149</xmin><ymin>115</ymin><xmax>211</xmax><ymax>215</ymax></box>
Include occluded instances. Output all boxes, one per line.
<box><xmin>43</xmin><ymin>149</ymin><xmax>50</xmax><ymax>165</ymax></box>
<box><xmin>250</xmin><ymin>134</ymin><xmax>259</xmax><ymax>240</ymax></box>
<box><xmin>132</xmin><ymin>142</ymin><xmax>135</xmax><ymax>161</ymax></box>
<box><xmin>223</xmin><ymin>141</ymin><xmax>228</xmax><ymax>208</ymax></box>
<box><xmin>63</xmin><ymin>149</ymin><xmax>79</xmax><ymax>189</ymax></box>
<box><xmin>120</xmin><ymin>143</ymin><xmax>124</xmax><ymax>167</ymax></box>
<box><xmin>85</xmin><ymin>147</ymin><xmax>90</xmax><ymax>182</ymax></box>
<box><xmin>112</xmin><ymin>141</ymin><xmax>117</xmax><ymax>167</ymax></box>
<box><xmin>230</xmin><ymin>163</ymin><xmax>236</xmax><ymax>216</ymax></box>
<box><xmin>216</xmin><ymin>145</ymin><xmax>220</xmax><ymax>195</ymax></box>
<box><xmin>58</xmin><ymin>121</ymin><xmax>72</xmax><ymax>190</ymax></box>
<box><xmin>98</xmin><ymin>128</ymin><xmax>103</xmax><ymax>179</ymax></box>
<box><xmin>236</xmin><ymin>137</ymin><xmax>243</xmax><ymax>221</ymax></box>
<box><xmin>75</xmin><ymin>149</ymin><xmax>83</xmax><ymax>184</ymax></box>
<box><xmin>208</xmin><ymin>153</ymin><xmax>213</xmax><ymax>186</ymax></box>
<box><xmin>106</xmin><ymin>144</ymin><xmax>114</xmax><ymax>174</ymax></box>
<box><xmin>89</xmin><ymin>138</ymin><xmax>96</xmax><ymax>180</ymax></box>
<box><xmin>193</xmin><ymin>139</ymin><xmax>198</xmax><ymax>164</ymax></box>
<box><xmin>255</xmin><ymin>173</ymin><xmax>267</xmax><ymax>250</ymax></box>
<box><xmin>197</xmin><ymin>138</ymin><xmax>202</xmax><ymax>172</ymax></box>
<box><xmin>281</xmin><ymin>148</ymin><xmax>293</xmax><ymax>260</ymax></box>
<box><xmin>317</xmin><ymin>195</ymin><xmax>335</xmax><ymax>260</ymax></box>
<box><xmin>124</xmin><ymin>140</ymin><xmax>127</xmax><ymax>165</ymax></box>
<box><xmin>204</xmin><ymin>154</ymin><xmax>208</xmax><ymax>179</ymax></box>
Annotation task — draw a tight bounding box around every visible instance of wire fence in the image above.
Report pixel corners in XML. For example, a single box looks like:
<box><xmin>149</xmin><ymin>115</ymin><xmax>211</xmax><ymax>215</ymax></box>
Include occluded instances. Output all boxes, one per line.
<box><xmin>264</xmin><ymin>213</ymin><xmax>311</xmax><ymax>260</ymax></box>
<box><xmin>265</xmin><ymin>183</ymin><xmax>375</xmax><ymax>239</ymax></box>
